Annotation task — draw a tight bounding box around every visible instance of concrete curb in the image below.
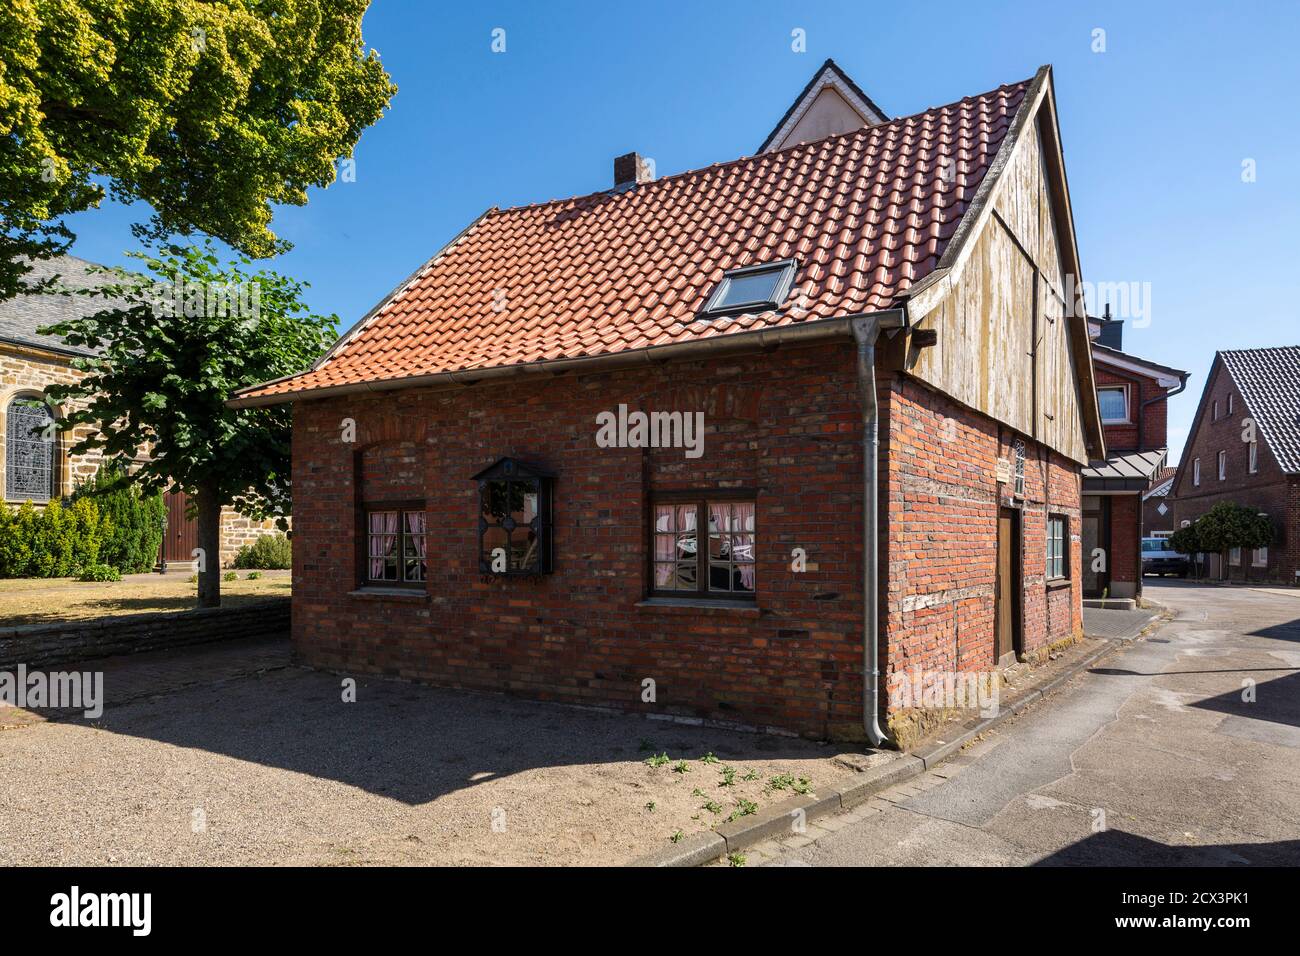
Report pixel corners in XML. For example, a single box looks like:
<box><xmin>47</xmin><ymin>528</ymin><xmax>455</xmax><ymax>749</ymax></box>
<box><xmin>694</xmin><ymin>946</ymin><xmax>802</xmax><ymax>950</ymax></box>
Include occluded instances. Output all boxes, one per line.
<box><xmin>630</xmin><ymin>755</ymin><xmax>924</xmax><ymax>866</ymax></box>
<box><xmin>631</xmin><ymin>621</ymin><xmax>1168</xmax><ymax>867</ymax></box>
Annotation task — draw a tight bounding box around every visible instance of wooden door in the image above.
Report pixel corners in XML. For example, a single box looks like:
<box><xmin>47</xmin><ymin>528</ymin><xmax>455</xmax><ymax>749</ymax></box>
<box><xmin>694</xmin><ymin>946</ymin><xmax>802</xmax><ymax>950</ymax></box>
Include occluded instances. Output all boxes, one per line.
<box><xmin>161</xmin><ymin>490</ymin><xmax>198</xmax><ymax>565</ymax></box>
<box><xmin>995</xmin><ymin>508</ymin><xmax>1021</xmax><ymax>665</ymax></box>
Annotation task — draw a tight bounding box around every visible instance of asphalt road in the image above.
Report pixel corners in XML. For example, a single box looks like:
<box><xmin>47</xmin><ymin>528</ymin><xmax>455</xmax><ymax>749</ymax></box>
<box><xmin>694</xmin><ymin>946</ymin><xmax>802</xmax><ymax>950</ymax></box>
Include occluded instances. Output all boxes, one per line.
<box><xmin>758</xmin><ymin>580</ymin><xmax>1300</xmax><ymax>866</ymax></box>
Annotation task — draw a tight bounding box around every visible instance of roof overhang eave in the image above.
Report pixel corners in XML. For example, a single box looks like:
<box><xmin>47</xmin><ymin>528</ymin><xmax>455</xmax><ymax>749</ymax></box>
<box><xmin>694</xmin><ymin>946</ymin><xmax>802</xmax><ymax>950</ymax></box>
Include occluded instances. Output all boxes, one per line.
<box><xmin>227</xmin><ymin>309</ymin><xmax>908</xmax><ymax>409</ymax></box>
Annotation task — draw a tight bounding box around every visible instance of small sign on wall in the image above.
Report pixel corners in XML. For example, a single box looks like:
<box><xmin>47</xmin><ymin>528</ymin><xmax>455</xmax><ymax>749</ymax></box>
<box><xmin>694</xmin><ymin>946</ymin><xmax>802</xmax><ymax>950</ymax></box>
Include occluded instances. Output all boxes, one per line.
<box><xmin>995</xmin><ymin>457</ymin><xmax>1012</xmax><ymax>484</ymax></box>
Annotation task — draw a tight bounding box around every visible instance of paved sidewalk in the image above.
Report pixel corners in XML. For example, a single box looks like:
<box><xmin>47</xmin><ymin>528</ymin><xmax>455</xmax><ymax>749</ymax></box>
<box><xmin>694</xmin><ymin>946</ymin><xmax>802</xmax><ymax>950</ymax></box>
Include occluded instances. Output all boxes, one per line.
<box><xmin>739</xmin><ymin>580</ymin><xmax>1300</xmax><ymax>867</ymax></box>
<box><xmin>1082</xmin><ymin>605</ymin><xmax>1159</xmax><ymax>640</ymax></box>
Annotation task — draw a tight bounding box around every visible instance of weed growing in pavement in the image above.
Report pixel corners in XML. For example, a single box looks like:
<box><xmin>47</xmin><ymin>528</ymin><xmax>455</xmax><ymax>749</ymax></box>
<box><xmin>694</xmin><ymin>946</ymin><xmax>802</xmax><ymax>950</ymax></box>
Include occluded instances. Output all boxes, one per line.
<box><xmin>768</xmin><ymin>772</ymin><xmax>795</xmax><ymax>791</ymax></box>
<box><xmin>728</xmin><ymin>798</ymin><xmax>759</xmax><ymax>822</ymax></box>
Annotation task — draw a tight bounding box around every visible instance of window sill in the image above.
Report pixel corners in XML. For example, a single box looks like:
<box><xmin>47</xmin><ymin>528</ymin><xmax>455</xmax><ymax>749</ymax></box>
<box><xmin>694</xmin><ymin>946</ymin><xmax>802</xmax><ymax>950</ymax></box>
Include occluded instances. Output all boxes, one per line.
<box><xmin>348</xmin><ymin>587</ymin><xmax>427</xmax><ymax>601</ymax></box>
<box><xmin>636</xmin><ymin>597</ymin><xmax>760</xmax><ymax>616</ymax></box>
<box><xmin>1046</xmin><ymin>578</ymin><xmax>1072</xmax><ymax>591</ymax></box>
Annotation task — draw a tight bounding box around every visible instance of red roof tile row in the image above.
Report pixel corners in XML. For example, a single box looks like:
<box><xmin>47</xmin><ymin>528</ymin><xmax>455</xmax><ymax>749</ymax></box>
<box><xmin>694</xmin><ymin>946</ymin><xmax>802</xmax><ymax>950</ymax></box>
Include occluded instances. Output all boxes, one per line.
<box><xmin>238</xmin><ymin>76</ymin><xmax>1031</xmax><ymax>402</ymax></box>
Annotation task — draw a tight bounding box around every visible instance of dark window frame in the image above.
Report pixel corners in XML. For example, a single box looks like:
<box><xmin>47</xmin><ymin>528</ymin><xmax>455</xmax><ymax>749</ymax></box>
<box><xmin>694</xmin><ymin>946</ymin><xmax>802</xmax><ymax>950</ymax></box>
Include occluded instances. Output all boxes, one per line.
<box><xmin>5</xmin><ymin>395</ymin><xmax>58</xmax><ymax>503</ymax></box>
<box><xmin>1046</xmin><ymin>513</ymin><xmax>1069</xmax><ymax>581</ymax></box>
<box><xmin>699</xmin><ymin>259</ymin><xmax>798</xmax><ymax>319</ymax></box>
<box><xmin>358</xmin><ymin>499</ymin><xmax>428</xmax><ymax>590</ymax></box>
<box><xmin>473</xmin><ymin>457</ymin><xmax>554</xmax><ymax>577</ymax></box>
<box><xmin>648</xmin><ymin>489</ymin><xmax>757</xmax><ymax>601</ymax></box>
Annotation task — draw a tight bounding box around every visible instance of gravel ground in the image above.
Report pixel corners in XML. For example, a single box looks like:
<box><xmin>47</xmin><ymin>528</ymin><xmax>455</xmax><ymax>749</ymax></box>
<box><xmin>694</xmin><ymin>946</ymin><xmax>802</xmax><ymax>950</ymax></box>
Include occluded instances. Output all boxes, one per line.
<box><xmin>0</xmin><ymin>665</ymin><xmax>865</xmax><ymax>866</ymax></box>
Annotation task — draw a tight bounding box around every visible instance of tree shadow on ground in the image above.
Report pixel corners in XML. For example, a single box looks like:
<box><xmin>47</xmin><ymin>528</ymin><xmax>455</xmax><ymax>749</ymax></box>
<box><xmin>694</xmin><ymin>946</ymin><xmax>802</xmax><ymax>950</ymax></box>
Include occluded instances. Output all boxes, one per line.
<box><xmin>72</xmin><ymin>665</ymin><xmax>860</xmax><ymax>806</ymax></box>
<box><xmin>1034</xmin><ymin>828</ymin><xmax>1300</xmax><ymax>865</ymax></box>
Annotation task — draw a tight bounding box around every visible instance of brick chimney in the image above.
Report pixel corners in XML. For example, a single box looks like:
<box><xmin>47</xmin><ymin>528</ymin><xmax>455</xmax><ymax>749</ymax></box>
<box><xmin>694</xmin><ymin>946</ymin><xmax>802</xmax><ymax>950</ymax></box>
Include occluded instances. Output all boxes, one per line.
<box><xmin>613</xmin><ymin>152</ymin><xmax>653</xmax><ymax>189</ymax></box>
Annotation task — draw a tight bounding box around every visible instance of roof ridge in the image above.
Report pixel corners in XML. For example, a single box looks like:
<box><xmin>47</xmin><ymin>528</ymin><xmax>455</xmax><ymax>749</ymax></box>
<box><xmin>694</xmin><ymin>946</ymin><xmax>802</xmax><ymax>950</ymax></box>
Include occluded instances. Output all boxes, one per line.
<box><xmin>232</xmin><ymin>72</ymin><xmax>1037</xmax><ymax>406</ymax></box>
<box><xmin>1221</xmin><ymin>345</ymin><xmax>1300</xmax><ymax>354</ymax></box>
<box><xmin>490</xmin><ymin>74</ymin><xmax>1036</xmax><ymax>217</ymax></box>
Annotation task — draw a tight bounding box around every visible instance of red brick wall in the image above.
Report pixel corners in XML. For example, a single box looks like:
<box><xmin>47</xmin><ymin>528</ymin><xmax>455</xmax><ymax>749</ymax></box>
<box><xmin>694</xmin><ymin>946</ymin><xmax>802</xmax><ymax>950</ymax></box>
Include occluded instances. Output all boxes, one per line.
<box><xmin>1143</xmin><ymin>492</ymin><xmax>1175</xmax><ymax>537</ymax></box>
<box><xmin>1171</xmin><ymin>360</ymin><xmax>1296</xmax><ymax>582</ymax></box>
<box><xmin>882</xmin><ymin>377</ymin><xmax>1082</xmax><ymax>685</ymax></box>
<box><xmin>1095</xmin><ymin>364</ymin><xmax>1169</xmax><ymax>453</ymax></box>
<box><xmin>1109</xmin><ymin>493</ymin><xmax>1140</xmax><ymax>587</ymax></box>
<box><xmin>290</xmin><ymin>343</ymin><xmax>1084</xmax><ymax>739</ymax></box>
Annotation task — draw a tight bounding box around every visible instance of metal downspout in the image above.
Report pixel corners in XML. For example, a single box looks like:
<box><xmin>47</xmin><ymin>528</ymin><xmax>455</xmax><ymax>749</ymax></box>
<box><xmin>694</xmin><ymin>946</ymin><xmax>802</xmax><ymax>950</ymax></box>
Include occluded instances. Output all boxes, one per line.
<box><xmin>852</xmin><ymin>316</ymin><xmax>890</xmax><ymax>748</ymax></box>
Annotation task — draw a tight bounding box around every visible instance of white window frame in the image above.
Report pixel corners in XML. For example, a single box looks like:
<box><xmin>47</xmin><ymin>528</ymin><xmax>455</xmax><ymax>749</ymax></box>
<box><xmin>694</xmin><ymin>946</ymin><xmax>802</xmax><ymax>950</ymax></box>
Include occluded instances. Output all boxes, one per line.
<box><xmin>1217</xmin><ymin>450</ymin><xmax>1227</xmax><ymax>481</ymax></box>
<box><xmin>1248</xmin><ymin>441</ymin><xmax>1258</xmax><ymax>474</ymax></box>
<box><xmin>1096</xmin><ymin>385</ymin><xmax>1130</xmax><ymax>424</ymax></box>
<box><xmin>1252</xmin><ymin>547</ymin><xmax>1269</xmax><ymax>568</ymax></box>
<box><xmin>1046</xmin><ymin>514</ymin><xmax>1068</xmax><ymax>581</ymax></box>
<box><xmin>1192</xmin><ymin>457</ymin><xmax>1201</xmax><ymax>487</ymax></box>
<box><xmin>1227</xmin><ymin>394</ymin><xmax>1234</xmax><ymax>415</ymax></box>
<box><xmin>1212</xmin><ymin>399</ymin><xmax>1219</xmax><ymax>421</ymax></box>
<box><xmin>1229</xmin><ymin>547</ymin><xmax>1241</xmax><ymax>566</ymax></box>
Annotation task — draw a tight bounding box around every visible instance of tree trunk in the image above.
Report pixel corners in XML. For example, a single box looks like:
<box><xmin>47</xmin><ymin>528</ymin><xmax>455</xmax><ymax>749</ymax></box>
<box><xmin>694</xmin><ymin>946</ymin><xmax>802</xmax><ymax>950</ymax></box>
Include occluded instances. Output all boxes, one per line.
<box><xmin>195</xmin><ymin>483</ymin><xmax>222</xmax><ymax>608</ymax></box>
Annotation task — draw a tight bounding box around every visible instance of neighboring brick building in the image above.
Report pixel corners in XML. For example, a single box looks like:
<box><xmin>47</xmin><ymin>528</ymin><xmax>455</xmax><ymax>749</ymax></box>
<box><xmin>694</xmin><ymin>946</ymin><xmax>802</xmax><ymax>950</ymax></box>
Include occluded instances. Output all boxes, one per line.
<box><xmin>1079</xmin><ymin>314</ymin><xmax>1189</xmax><ymax>600</ymax></box>
<box><xmin>233</xmin><ymin>64</ymin><xmax>1106</xmax><ymax>741</ymax></box>
<box><xmin>1171</xmin><ymin>347</ymin><xmax>1300</xmax><ymax>584</ymax></box>
<box><xmin>1143</xmin><ymin>466</ymin><xmax>1178</xmax><ymax>537</ymax></box>
<box><xmin>0</xmin><ymin>255</ymin><xmax>281</xmax><ymax>569</ymax></box>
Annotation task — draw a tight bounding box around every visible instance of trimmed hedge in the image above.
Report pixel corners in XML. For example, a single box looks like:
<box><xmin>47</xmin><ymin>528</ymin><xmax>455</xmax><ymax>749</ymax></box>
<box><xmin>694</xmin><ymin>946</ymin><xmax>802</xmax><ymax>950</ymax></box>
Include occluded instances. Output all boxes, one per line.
<box><xmin>1</xmin><ymin>466</ymin><xmax>167</xmax><ymax>579</ymax></box>
<box><xmin>231</xmin><ymin>533</ymin><xmax>292</xmax><ymax>570</ymax></box>
<box><xmin>0</xmin><ymin>499</ymin><xmax>107</xmax><ymax>578</ymax></box>
<box><xmin>70</xmin><ymin>466</ymin><xmax>166</xmax><ymax>574</ymax></box>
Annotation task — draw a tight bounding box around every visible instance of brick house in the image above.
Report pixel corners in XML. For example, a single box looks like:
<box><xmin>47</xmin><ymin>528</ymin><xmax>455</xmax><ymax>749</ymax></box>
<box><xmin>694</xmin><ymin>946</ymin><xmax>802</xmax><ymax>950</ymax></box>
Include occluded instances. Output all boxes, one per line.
<box><xmin>1170</xmin><ymin>347</ymin><xmax>1300</xmax><ymax>583</ymax></box>
<box><xmin>0</xmin><ymin>255</ymin><xmax>280</xmax><ymax>568</ymax></box>
<box><xmin>233</xmin><ymin>63</ymin><xmax>1105</xmax><ymax>741</ymax></box>
<box><xmin>1142</xmin><ymin>466</ymin><xmax>1178</xmax><ymax>537</ymax></box>
<box><xmin>1079</xmin><ymin>314</ymin><xmax>1188</xmax><ymax>600</ymax></box>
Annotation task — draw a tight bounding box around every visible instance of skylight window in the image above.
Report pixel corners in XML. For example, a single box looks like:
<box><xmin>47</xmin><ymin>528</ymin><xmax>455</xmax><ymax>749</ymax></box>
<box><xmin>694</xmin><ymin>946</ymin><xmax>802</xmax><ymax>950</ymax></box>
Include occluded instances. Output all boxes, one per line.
<box><xmin>701</xmin><ymin>259</ymin><xmax>797</xmax><ymax>316</ymax></box>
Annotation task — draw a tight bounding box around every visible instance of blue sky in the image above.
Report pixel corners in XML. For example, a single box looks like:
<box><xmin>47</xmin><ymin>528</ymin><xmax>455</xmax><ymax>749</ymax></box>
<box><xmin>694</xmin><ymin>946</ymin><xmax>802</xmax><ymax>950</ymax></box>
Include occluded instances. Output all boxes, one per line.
<box><xmin>66</xmin><ymin>0</ymin><xmax>1300</xmax><ymax>463</ymax></box>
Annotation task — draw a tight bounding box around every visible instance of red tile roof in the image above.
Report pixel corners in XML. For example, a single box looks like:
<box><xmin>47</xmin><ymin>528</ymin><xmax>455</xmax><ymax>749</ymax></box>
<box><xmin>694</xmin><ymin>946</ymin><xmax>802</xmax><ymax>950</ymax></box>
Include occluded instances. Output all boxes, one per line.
<box><xmin>237</xmin><ymin>76</ymin><xmax>1031</xmax><ymax>403</ymax></box>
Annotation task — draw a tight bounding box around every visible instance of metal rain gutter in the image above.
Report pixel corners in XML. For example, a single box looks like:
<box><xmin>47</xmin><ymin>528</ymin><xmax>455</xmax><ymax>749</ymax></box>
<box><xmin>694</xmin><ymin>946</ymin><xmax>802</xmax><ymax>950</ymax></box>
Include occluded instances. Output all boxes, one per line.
<box><xmin>850</xmin><ymin>312</ymin><xmax>905</xmax><ymax>748</ymax></box>
<box><xmin>228</xmin><ymin>311</ymin><xmax>904</xmax><ymax>408</ymax></box>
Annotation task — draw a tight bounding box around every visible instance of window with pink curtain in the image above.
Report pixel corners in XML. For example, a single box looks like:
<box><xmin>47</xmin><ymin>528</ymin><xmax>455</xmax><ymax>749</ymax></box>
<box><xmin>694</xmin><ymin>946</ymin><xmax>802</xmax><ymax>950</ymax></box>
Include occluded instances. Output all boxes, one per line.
<box><xmin>404</xmin><ymin>511</ymin><xmax>427</xmax><ymax>582</ymax></box>
<box><xmin>366</xmin><ymin>508</ymin><xmax>425</xmax><ymax>585</ymax></box>
<box><xmin>650</xmin><ymin>497</ymin><xmax>754</xmax><ymax>598</ymax></box>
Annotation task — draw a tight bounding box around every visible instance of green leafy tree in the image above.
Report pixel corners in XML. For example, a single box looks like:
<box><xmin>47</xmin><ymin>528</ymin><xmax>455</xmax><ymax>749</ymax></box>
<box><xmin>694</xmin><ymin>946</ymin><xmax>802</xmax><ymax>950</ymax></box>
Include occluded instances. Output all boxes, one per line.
<box><xmin>1170</xmin><ymin>502</ymin><xmax>1275</xmax><ymax>579</ymax></box>
<box><xmin>1167</xmin><ymin>524</ymin><xmax>1203</xmax><ymax>578</ymax></box>
<box><xmin>42</xmin><ymin>241</ymin><xmax>336</xmax><ymax>606</ymax></box>
<box><xmin>0</xmin><ymin>0</ymin><xmax>394</xmax><ymax>299</ymax></box>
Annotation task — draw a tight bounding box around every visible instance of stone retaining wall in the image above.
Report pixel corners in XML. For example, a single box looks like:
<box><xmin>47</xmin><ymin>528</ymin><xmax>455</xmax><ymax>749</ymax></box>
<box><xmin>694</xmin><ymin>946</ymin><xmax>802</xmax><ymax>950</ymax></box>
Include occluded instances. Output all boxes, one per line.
<box><xmin>0</xmin><ymin>598</ymin><xmax>289</xmax><ymax>671</ymax></box>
